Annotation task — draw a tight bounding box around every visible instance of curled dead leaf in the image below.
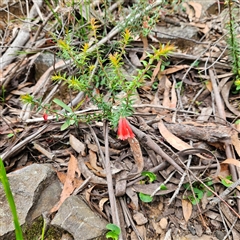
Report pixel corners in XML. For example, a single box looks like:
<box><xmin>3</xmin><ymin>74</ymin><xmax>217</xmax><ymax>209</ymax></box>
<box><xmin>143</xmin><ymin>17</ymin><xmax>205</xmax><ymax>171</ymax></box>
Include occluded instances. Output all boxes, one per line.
<box><xmin>182</xmin><ymin>199</ymin><xmax>192</xmax><ymax>223</ymax></box>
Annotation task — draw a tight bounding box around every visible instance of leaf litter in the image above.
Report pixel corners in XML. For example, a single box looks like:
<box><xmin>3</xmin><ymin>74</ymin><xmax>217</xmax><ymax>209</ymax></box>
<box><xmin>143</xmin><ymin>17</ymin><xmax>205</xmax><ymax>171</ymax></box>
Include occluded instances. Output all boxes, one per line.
<box><xmin>1</xmin><ymin>0</ymin><xmax>240</xmax><ymax>239</ymax></box>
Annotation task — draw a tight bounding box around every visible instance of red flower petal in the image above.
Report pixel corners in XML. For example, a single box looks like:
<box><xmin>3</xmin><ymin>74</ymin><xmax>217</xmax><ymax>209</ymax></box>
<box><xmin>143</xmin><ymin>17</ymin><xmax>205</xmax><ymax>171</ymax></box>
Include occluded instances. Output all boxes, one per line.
<box><xmin>117</xmin><ymin>117</ymin><xmax>135</xmax><ymax>140</ymax></box>
<box><xmin>43</xmin><ymin>113</ymin><xmax>48</xmax><ymax>121</ymax></box>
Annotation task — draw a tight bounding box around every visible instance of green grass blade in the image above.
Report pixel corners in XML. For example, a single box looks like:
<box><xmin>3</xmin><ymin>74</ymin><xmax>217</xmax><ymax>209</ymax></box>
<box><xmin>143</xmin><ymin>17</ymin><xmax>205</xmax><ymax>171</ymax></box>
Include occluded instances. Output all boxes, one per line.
<box><xmin>0</xmin><ymin>158</ymin><xmax>23</xmax><ymax>240</ymax></box>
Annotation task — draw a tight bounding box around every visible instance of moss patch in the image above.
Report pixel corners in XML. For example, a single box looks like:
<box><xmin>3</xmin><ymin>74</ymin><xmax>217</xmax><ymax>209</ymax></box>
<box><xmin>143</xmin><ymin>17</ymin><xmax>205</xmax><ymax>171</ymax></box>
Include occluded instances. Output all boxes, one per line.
<box><xmin>22</xmin><ymin>216</ymin><xmax>66</xmax><ymax>240</ymax></box>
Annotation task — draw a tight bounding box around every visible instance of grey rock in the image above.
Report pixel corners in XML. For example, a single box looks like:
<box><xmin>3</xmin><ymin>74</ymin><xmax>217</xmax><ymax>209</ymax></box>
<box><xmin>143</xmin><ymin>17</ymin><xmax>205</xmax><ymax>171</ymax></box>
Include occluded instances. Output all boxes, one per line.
<box><xmin>154</xmin><ymin>24</ymin><xmax>199</xmax><ymax>40</ymax></box>
<box><xmin>215</xmin><ymin>230</ymin><xmax>226</xmax><ymax>240</ymax></box>
<box><xmin>34</xmin><ymin>53</ymin><xmax>59</xmax><ymax>80</ymax></box>
<box><xmin>51</xmin><ymin>195</ymin><xmax>108</xmax><ymax>240</ymax></box>
<box><xmin>0</xmin><ymin>164</ymin><xmax>62</xmax><ymax>239</ymax></box>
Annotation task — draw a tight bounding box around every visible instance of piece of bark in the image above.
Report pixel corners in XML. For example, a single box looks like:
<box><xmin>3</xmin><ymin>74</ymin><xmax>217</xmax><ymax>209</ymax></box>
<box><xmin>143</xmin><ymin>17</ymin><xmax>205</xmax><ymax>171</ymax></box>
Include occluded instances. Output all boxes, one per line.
<box><xmin>164</xmin><ymin>122</ymin><xmax>231</xmax><ymax>143</ymax></box>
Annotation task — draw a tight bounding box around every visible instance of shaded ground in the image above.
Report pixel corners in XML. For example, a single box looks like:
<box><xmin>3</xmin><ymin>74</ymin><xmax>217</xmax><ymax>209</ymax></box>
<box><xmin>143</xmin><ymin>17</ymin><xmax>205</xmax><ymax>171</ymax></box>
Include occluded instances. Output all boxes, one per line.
<box><xmin>1</xmin><ymin>0</ymin><xmax>240</xmax><ymax>239</ymax></box>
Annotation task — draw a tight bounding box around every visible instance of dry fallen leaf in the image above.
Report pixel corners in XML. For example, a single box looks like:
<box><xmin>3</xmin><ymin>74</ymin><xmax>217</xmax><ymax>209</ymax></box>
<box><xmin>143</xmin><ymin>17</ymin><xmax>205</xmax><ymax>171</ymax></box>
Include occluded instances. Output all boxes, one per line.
<box><xmin>221</xmin><ymin>158</ymin><xmax>240</xmax><ymax>168</ymax></box>
<box><xmin>150</xmin><ymin>60</ymin><xmax>162</xmax><ymax>83</ymax></box>
<box><xmin>99</xmin><ymin>197</ymin><xmax>109</xmax><ymax>212</ymax></box>
<box><xmin>182</xmin><ymin>199</ymin><xmax>192</xmax><ymax>223</ymax></box>
<box><xmin>89</xmin><ymin>150</ymin><xmax>104</xmax><ymax>173</ymax></box>
<box><xmin>158</xmin><ymin>120</ymin><xmax>193</xmax><ymax>151</ymax></box>
<box><xmin>161</xmin><ymin>65</ymin><xmax>189</xmax><ymax>75</ymax></box>
<box><xmin>170</xmin><ymin>81</ymin><xmax>177</xmax><ymax>109</ymax></box>
<box><xmin>231</xmin><ymin>126</ymin><xmax>240</xmax><ymax>158</ymax></box>
<box><xmin>128</xmin><ymin>137</ymin><xmax>144</xmax><ymax>174</ymax></box>
<box><xmin>85</xmin><ymin>185</ymin><xmax>95</xmax><ymax>209</ymax></box>
<box><xmin>189</xmin><ymin>1</ymin><xmax>202</xmax><ymax>20</ymax></box>
<box><xmin>205</xmin><ymin>80</ymin><xmax>213</xmax><ymax>92</ymax></box>
<box><xmin>182</xmin><ymin>2</ymin><xmax>194</xmax><ymax>21</ymax></box>
<box><xmin>50</xmin><ymin>153</ymin><xmax>81</xmax><ymax>213</ymax></box>
<box><xmin>162</xmin><ymin>75</ymin><xmax>172</xmax><ymax>108</ymax></box>
<box><xmin>222</xmin><ymin>81</ymin><xmax>240</xmax><ymax>116</ymax></box>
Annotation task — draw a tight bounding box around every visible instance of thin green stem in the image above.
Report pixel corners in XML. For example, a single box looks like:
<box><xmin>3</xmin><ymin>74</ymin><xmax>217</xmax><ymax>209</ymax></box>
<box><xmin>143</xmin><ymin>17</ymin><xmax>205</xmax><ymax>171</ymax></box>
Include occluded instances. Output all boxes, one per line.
<box><xmin>0</xmin><ymin>158</ymin><xmax>23</xmax><ymax>240</ymax></box>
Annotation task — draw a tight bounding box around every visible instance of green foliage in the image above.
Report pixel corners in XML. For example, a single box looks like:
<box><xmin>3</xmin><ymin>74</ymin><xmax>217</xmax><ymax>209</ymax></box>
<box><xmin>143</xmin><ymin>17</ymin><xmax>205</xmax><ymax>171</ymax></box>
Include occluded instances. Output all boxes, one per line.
<box><xmin>7</xmin><ymin>133</ymin><xmax>15</xmax><ymax>138</ymax></box>
<box><xmin>123</xmin><ymin>0</ymin><xmax>161</xmax><ymax>37</ymax></box>
<box><xmin>21</xmin><ymin>3</ymin><xmax>175</xmax><ymax>130</ymax></box>
<box><xmin>226</xmin><ymin>0</ymin><xmax>240</xmax><ymax>91</ymax></box>
<box><xmin>106</xmin><ymin>223</ymin><xmax>121</xmax><ymax>240</ymax></box>
<box><xmin>0</xmin><ymin>158</ymin><xmax>23</xmax><ymax>240</ymax></box>
<box><xmin>159</xmin><ymin>183</ymin><xmax>168</xmax><ymax>190</ymax></box>
<box><xmin>141</xmin><ymin>171</ymin><xmax>157</xmax><ymax>183</ymax></box>
<box><xmin>184</xmin><ymin>179</ymin><xmax>214</xmax><ymax>205</ymax></box>
<box><xmin>139</xmin><ymin>192</ymin><xmax>153</xmax><ymax>203</ymax></box>
<box><xmin>235</xmin><ymin>119</ymin><xmax>240</xmax><ymax>125</ymax></box>
<box><xmin>221</xmin><ymin>175</ymin><xmax>232</xmax><ymax>188</ymax></box>
<box><xmin>53</xmin><ymin>98</ymin><xmax>73</xmax><ymax>113</ymax></box>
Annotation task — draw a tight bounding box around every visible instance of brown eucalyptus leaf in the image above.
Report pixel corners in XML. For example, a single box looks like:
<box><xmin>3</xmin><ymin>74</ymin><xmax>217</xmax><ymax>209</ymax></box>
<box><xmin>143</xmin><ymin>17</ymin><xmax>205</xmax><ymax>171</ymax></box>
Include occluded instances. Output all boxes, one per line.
<box><xmin>128</xmin><ymin>137</ymin><xmax>144</xmax><ymax>175</ymax></box>
<box><xmin>50</xmin><ymin>154</ymin><xmax>80</xmax><ymax>213</ymax></box>
<box><xmin>182</xmin><ymin>199</ymin><xmax>192</xmax><ymax>223</ymax></box>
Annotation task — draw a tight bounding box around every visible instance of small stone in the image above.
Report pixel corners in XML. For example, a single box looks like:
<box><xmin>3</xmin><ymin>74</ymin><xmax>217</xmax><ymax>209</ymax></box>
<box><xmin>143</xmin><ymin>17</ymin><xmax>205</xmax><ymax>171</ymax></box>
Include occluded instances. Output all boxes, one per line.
<box><xmin>215</xmin><ymin>230</ymin><xmax>225</xmax><ymax>240</ymax></box>
<box><xmin>133</xmin><ymin>212</ymin><xmax>148</xmax><ymax>225</ymax></box>
<box><xmin>0</xmin><ymin>164</ymin><xmax>62</xmax><ymax>239</ymax></box>
<box><xmin>51</xmin><ymin>195</ymin><xmax>107</xmax><ymax>240</ymax></box>
<box><xmin>159</xmin><ymin>218</ymin><xmax>168</xmax><ymax>230</ymax></box>
<box><xmin>152</xmin><ymin>220</ymin><xmax>164</xmax><ymax>235</ymax></box>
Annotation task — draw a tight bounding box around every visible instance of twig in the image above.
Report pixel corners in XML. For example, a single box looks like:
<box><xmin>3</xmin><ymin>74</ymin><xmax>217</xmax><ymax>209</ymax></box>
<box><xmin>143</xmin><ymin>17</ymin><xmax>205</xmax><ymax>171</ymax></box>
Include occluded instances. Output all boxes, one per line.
<box><xmin>1</xmin><ymin>124</ymin><xmax>49</xmax><ymax>161</ymax></box>
<box><xmin>168</xmin><ymin>152</ymin><xmax>192</xmax><ymax>206</ymax></box>
<box><xmin>33</xmin><ymin>142</ymin><xmax>55</xmax><ymax>160</ymax></box>
<box><xmin>103</xmin><ymin>121</ymin><xmax>122</xmax><ymax>240</ymax></box>
<box><xmin>222</xmin><ymin>213</ymin><xmax>237</xmax><ymax>240</ymax></box>
<box><xmin>209</xmin><ymin>69</ymin><xmax>240</xmax><ymax>212</ymax></box>
<box><xmin>88</xmin><ymin>125</ymin><xmax>106</xmax><ymax>168</ymax></box>
<box><xmin>0</xmin><ymin>0</ymin><xmax>44</xmax><ymax>70</ymax></box>
<box><xmin>87</xmin><ymin>0</ymin><xmax>165</xmax><ymax>53</ymax></box>
<box><xmin>130</xmin><ymin>123</ymin><xmax>184</xmax><ymax>174</ymax></box>
<box><xmin>73</xmin><ymin>176</ymin><xmax>91</xmax><ymax>195</ymax></box>
<box><xmin>119</xmin><ymin>198</ymin><xmax>143</xmax><ymax>240</ymax></box>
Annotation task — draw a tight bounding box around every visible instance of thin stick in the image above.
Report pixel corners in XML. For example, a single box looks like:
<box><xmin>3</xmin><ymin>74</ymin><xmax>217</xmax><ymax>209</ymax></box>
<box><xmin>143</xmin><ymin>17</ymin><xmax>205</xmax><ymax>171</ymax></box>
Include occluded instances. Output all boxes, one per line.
<box><xmin>103</xmin><ymin>121</ymin><xmax>122</xmax><ymax>240</ymax></box>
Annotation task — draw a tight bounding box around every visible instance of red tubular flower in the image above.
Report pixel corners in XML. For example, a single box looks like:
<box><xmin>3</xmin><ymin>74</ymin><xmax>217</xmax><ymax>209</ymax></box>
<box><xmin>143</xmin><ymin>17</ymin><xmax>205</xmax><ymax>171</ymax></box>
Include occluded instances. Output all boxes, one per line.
<box><xmin>43</xmin><ymin>113</ymin><xmax>48</xmax><ymax>121</ymax></box>
<box><xmin>117</xmin><ymin>117</ymin><xmax>135</xmax><ymax>140</ymax></box>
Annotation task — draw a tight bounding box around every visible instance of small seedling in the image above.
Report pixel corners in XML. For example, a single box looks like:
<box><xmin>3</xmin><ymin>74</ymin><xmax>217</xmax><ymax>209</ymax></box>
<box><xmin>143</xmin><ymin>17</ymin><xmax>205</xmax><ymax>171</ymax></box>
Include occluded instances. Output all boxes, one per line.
<box><xmin>220</xmin><ymin>175</ymin><xmax>232</xmax><ymax>188</ymax></box>
<box><xmin>139</xmin><ymin>192</ymin><xmax>153</xmax><ymax>203</ymax></box>
<box><xmin>7</xmin><ymin>133</ymin><xmax>15</xmax><ymax>138</ymax></box>
<box><xmin>106</xmin><ymin>223</ymin><xmax>121</xmax><ymax>240</ymax></box>
<box><xmin>141</xmin><ymin>171</ymin><xmax>157</xmax><ymax>183</ymax></box>
<box><xmin>184</xmin><ymin>180</ymin><xmax>213</xmax><ymax>205</ymax></box>
<box><xmin>159</xmin><ymin>183</ymin><xmax>167</xmax><ymax>190</ymax></box>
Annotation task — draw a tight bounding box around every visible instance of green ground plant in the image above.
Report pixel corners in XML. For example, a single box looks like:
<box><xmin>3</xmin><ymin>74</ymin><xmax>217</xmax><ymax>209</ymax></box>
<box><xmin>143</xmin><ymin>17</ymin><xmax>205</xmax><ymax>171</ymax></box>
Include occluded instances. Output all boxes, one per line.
<box><xmin>22</xmin><ymin>27</ymin><xmax>174</xmax><ymax>130</ymax></box>
<box><xmin>105</xmin><ymin>223</ymin><xmax>121</xmax><ymax>240</ymax></box>
<box><xmin>0</xmin><ymin>158</ymin><xmax>23</xmax><ymax>240</ymax></box>
<box><xmin>183</xmin><ymin>179</ymin><xmax>214</xmax><ymax>205</ymax></box>
<box><xmin>139</xmin><ymin>171</ymin><xmax>167</xmax><ymax>203</ymax></box>
<box><xmin>226</xmin><ymin>0</ymin><xmax>240</xmax><ymax>91</ymax></box>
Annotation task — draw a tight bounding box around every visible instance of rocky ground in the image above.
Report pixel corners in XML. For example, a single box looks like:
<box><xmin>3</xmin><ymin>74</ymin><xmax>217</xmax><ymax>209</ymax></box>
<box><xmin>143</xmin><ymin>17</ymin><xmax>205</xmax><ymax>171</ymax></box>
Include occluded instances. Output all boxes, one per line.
<box><xmin>1</xmin><ymin>0</ymin><xmax>240</xmax><ymax>239</ymax></box>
